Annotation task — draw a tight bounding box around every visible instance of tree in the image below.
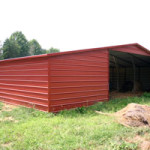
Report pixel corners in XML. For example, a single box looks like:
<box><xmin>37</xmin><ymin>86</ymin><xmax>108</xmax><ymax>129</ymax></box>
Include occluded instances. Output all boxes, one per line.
<box><xmin>10</xmin><ymin>31</ymin><xmax>29</xmax><ymax>57</ymax></box>
<box><xmin>47</xmin><ymin>47</ymin><xmax>60</xmax><ymax>53</ymax></box>
<box><xmin>2</xmin><ymin>31</ymin><xmax>60</xmax><ymax>59</ymax></box>
<box><xmin>29</xmin><ymin>39</ymin><xmax>43</xmax><ymax>55</ymax></box>
<box><xmin>41</xmin><ymin>49</ymin><xmax>47</xmax><ymax>54</ymax></box>
<box><xmin>3</xmin><ymin>39</ymin><xmax>20</xmax><ymax>59</ymax></box>
<box><xmin>0</xmin><ymin>41</ymin><xmax>3</xmax><ymax>60</ymax></box>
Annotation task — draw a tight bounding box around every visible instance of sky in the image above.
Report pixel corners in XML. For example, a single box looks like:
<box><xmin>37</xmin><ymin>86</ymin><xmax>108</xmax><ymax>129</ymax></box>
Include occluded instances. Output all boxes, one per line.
<box><xmin>0</xmin><ymin>0</ymin><xmax>150</xmax><ymax>51</ymax></box>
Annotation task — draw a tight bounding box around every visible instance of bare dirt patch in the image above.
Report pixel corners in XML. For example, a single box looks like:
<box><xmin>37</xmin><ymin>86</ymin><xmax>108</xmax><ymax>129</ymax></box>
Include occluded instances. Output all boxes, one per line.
<box><xmin>0</xmin><ymin>116</ymin><xmax>18</xmax><ymax>123</ymax></box>
<box><xmin>0</xmin><ymin>103</ymin><xmax>18</xmax><ymax>123</ymax></box>
<box><xmin>140</xmin><ymin>141</ymin><xmax>150</xmax><ymax>150</ymax></box>
<box><xmin>1</xmin><ymin>103</ymin><xmax>18</xmax><ymax>112</ymax></box>
<box><xmin>126</xmin><ymin>135</ymin><xmax>150</xmax><ymax>150</ymax></box>
<box><xmin>110</xmin><ymin>91</ymin><xmax>143</xmax><ymax>99</ymax></box>
<box><xmin>125</xmin><ymin>134</ymin><xmax>150</xmax><ymax>150</ymax></box>
<box><xmin>1</xmin><ymin>142</ymin><xmax>12</xmax><ymax>148</ymax></box>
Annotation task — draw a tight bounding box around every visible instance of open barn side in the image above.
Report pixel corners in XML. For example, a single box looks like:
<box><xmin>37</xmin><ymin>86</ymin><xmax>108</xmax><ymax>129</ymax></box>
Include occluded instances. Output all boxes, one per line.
<box><xmin>109</xmin><ymin>50</ymin><xmax>150</xmax><ymax>94</ymax></box>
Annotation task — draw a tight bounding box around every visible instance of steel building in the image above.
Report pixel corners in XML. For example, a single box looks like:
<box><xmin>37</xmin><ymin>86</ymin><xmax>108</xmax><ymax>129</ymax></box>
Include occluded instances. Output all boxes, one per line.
<box><xmin>0</xmin><ymin>43</ymin><xmax>150</xmax><ymax>112</ymax></box>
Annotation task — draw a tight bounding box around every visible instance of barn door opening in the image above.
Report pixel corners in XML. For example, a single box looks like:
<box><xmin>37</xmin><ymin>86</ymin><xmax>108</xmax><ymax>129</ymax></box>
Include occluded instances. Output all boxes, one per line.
<box><xmin>109</xmin><ymin>50</ymin><xmax>150</xmax><ymax>98</ymax></box>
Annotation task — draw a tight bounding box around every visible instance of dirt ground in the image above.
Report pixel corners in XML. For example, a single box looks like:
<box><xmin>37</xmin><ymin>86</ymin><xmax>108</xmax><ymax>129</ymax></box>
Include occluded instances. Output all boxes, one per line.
<box><xmin>0</xmin><ymin>103</ymin><xmax>18</xmax><ymax>122</ymax></box>
<box><xmin>126</xmin><ymin>135</ymin><xmax>150</xmax><ymax>150</ymax></box>
<box><xmin>110</xmin><ymin>91</ymin><xmax>143</xmax><ymax>99</ymax></box>
<box><xmin>1</xmin><ymin>103</ymin><xmax>17</xmax><ymax>112</ymax></box>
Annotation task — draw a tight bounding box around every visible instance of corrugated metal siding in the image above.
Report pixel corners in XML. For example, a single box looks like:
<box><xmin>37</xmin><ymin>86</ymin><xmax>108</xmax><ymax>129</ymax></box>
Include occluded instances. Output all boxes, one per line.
<box><xmin>0</xmin><ymin>57</ymin><xmax>48</xmax><ymax>111</ymax></box>
<box><xmin>111</xmin><ymin>45</ymin><xmax>150</xmax><ymax>56</ymax></box>
<box><xmin>49</xmin><ymin>49</ymin><xmax>109</xmax><ymax>112</ymax></box>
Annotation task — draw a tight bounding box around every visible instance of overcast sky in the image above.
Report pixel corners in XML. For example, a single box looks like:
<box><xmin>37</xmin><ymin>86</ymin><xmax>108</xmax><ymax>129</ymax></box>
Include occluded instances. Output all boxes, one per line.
<box><xmin>0</xmin><ymin>0</ymin><xmax>150</xmax><ymax>51</ymax></box>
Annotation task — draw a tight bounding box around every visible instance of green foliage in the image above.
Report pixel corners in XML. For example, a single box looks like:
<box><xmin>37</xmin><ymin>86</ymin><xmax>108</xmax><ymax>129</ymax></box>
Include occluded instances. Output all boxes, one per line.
<box><xmin>0</xmin><ymin>102</ymin><xmax>3</xmax><ymax>110</ymax></box>
<box><xmin>75</xmin><ymin>107</ymin><xmax>87</xmax><ymax>114</ymax></box>
<box><xmin>47</xmin><ymin>47</ymin><xmax>60</xmax><ymax>53</ymax></box>
<box><xmin>88</xmin><ymin>96</ymin><xmax>150</xmax><ymax>113</ymax></box>
<box><xmin>0</xmin><ymin>42</ymin><xmax>3</xmax><ymax>60</ymax></box>
<box><xmin>0</xmin><ymin>56</ymin><xmax>3</xmax><ymax>60</ymax></box>
<box><xmin>3</xmin><ymin>38</ymin><xmax>20</xmax><ymax>59</ymax></box>
<box><xmin>29</xmin><ymin>39</ymin><xmax>43</xmax><ymax>55</ymax></box>
<box><xmin>40</xmin><ymin>49</ymin><xmax>47</xmax><ymax>54</ymax></box>
<box><xmin>2</xmin><ymin>31</ymin><xmax>30</xmax><ymax>59</ymax></box>
<box><xmin>142</xmin><ymin>92</ymin><xmax>150</xmax><ymax>98</ymax></box>
<box><xmin>110</xmin><ymin>141</ymin><xmax>137</xmax><ymax>150</ymax></box>
<box><xmin>10</xmin><ymin>31</ymin><xmax>29</xmax><ymax>57</ymax></box>
<box><xmin>1</xmin><ymin>31</ymin><xmax>60</xmax><ymax>59</ymax></box>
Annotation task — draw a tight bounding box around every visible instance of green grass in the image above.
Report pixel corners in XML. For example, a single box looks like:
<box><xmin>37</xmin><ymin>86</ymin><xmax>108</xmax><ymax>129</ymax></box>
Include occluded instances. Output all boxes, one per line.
<box><xmin>1</xmin><ymin>93</ymin><xmax>150</xmax><ymax>150</ymax></box>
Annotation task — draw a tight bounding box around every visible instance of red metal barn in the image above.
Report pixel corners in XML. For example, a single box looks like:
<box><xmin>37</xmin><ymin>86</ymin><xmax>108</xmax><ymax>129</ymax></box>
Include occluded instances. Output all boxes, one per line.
<box><xmin>0</xmin><ymin>43</ymin><xmax>150</xmax><ymax>112</ymax></box>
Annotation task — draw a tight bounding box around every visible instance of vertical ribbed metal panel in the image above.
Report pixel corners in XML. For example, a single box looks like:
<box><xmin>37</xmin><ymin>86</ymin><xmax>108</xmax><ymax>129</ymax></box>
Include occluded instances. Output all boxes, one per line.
<box><xmin>49</xmin><ymin>49</ymin><xmax>109</xmax><ymax>112</ymax></box>
<box><xmin>0</xmin><ymin>57</ymin><xmax>48</xmax><ymax>111</ymax></box>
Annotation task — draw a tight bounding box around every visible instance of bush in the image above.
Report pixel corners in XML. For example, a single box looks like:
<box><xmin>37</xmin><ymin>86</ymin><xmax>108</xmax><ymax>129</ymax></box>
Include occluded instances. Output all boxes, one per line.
<box><xmin>142</xmin><ymin>92</ymin><xmax>150</xmax><ymax>98</ymax></box>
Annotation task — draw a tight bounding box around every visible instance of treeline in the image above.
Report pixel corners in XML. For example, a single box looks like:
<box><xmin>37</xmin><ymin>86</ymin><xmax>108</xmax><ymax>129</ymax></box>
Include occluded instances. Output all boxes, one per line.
<box><xmin>0</xmin><ymin>31</ymin><xmax>60</xmax><ymax>60</ymax></box>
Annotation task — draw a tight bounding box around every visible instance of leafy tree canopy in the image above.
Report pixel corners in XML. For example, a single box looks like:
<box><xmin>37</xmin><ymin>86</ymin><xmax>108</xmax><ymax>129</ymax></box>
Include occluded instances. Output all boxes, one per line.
<box><xmin>3</xmin><ymin>39</ymin><xmax>20</xmax><ymax>59</ymax></box>
<box><xmin>47</xmin><ymin>47</ymin><xmax>60</xmax><ymax>54</ymax></box>
<box><xmin>10</xmin><ymin>31</ymin><xmax>29</xmax><ymax>57</ymax></box>
<box><xmin>29</xmin><ymin>39</ymin><xmax>43</xmax><ymax>55</ymax></box>
<box><xmin>1</xmin><ymin>31</ymin><xmax>60</xmax><ymax>59</ymax></box>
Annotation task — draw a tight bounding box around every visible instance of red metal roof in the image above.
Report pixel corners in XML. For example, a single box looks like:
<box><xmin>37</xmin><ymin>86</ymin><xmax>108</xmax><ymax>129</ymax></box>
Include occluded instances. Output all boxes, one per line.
<box><xmin>0</xmin><ymin>43</ymin><xmax>149</xmax><ymax>63</ymax></box>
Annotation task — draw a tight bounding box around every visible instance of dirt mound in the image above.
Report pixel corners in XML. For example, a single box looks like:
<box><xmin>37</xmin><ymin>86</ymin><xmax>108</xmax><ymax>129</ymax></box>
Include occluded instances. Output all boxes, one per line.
<box><xmin>126</xmin><ymin>135</ymin><xmax>150</xmax><ymax>150</ymax></box>
<box><xmin>115</xmin><ymin>103</ymin><xmax>150</xmax><ymax>127</ymax></box>
<box><xmin>141</xmin><ymin>141</ymin><xmax>150</xmax><ymax>150</ymax></box>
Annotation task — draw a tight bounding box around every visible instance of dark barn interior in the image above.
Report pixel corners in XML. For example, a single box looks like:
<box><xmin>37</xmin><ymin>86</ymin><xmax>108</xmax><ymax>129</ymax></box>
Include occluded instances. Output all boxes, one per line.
<box><xmin>109</xmin><ymin>50</ymin><xmax>150</xmax><ymax>93</ymax></box>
